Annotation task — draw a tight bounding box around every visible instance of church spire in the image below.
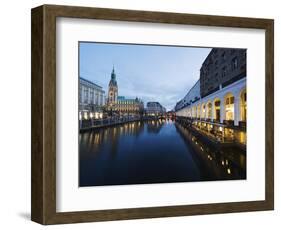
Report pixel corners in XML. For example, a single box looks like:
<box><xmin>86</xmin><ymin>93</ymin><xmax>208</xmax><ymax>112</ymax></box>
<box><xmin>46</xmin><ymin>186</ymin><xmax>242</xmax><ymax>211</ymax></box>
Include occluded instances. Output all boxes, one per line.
<box><xmin>111</xmin><ymin>65</ymin><xmax>116</xmax><ymax>80</ymax></box>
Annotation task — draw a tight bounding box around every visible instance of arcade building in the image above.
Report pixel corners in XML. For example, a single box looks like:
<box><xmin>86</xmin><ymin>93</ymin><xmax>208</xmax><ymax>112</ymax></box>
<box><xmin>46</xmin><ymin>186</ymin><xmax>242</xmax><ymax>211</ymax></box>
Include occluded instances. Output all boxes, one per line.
<box><xmin>175</xmin><ymin>48</ymin><xmax>247</xmax><ymax>147</ymax></box>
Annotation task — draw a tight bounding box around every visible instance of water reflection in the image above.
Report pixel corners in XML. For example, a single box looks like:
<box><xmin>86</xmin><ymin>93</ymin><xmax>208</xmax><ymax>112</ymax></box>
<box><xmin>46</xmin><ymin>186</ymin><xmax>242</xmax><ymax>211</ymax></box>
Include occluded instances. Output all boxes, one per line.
<box><xmin>175</xmin><ymin>123</ymin><xmax>246</xmax><ymax>180</ymax></box>
<box><xmin>146</xmin><ymin>119</ymin><xmax>165</xmax><ymax>134</ymax></box>
<box><xmin>80</xmin><ymin>121</ymin><xmax>144</xmax><ymax>157</ymax></box>
<box><xmin>79</xmin><ymin>119</ymin><xmax>246</xmax><ymax>186</ymax></box>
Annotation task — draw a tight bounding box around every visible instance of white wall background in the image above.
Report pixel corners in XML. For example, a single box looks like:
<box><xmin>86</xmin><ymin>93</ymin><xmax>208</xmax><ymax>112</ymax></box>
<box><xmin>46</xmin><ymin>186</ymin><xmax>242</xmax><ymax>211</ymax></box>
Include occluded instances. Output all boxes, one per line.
<box><xmin>0</xmin><ymin>0</ymin><xmax>279</xmax><ymax>229</ymax></box>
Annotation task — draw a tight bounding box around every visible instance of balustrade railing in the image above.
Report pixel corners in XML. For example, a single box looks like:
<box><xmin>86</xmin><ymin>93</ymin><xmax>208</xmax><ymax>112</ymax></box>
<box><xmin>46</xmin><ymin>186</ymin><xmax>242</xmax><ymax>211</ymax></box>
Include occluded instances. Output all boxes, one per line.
<box><xmin>80</xmin><ymin>115</ymin><xmax>141</xmax><ymax>130</ymax></box>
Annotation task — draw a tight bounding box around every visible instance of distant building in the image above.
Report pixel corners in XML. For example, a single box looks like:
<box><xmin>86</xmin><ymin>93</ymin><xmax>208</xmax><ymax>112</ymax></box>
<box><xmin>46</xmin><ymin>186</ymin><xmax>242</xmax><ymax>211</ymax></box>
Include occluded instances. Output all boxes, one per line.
<box><xmin>146</xmin><ymin>102</ymin><xmax>166</xmax><ymax>116</ymax></box>
<box><xmin>200</xmin><ymin>48</ymin><xmax>246</xmax><ymax>98</ymax></box>
<box><xmin>79</xmin><ymin>77</ymin><xmax>106</xmax><ymax>119</ymax></box>
<box><xmin>116</xmin><ymin>96</ymin><xmax>144</xmax><ymax>115</ymax></box>
<box><xmin>175</xmin><ymin>80</ymin><xmax>200</xmax><ymax>111</ymax></box>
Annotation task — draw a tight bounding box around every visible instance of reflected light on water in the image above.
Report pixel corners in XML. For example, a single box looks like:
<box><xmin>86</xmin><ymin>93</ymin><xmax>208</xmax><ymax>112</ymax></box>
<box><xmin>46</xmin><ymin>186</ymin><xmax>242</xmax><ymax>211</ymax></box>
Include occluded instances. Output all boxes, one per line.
<box><xmin>79</xmin><ymin>120</ymin><xmax>246</xmax><ymax>187</ymax></box>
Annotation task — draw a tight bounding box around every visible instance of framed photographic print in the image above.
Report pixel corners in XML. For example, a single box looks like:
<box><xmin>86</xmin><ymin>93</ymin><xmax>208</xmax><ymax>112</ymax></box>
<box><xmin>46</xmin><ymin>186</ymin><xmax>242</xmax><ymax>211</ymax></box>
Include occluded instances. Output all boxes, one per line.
<box><xmin>31</xmin><ymin>4</ymin><xmax>274</xmax><ymax>224</ymax></box>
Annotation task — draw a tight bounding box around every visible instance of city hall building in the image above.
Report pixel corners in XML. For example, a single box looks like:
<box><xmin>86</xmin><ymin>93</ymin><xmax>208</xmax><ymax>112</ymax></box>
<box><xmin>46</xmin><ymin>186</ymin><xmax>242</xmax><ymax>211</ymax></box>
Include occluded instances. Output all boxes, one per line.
<box><xmin>116</xmin><ymin>96</ymin><xmax>144</xmax><ymax>115</ymax></box>
<box><xmin>175</xmin><ymin>48</ymin><xmax>247</xmax><ymax>146</ymax></box>
<box><xmin>107</xmin><ymin>67</ymin><xmax>144</xmax><ymax>115</ymax></box>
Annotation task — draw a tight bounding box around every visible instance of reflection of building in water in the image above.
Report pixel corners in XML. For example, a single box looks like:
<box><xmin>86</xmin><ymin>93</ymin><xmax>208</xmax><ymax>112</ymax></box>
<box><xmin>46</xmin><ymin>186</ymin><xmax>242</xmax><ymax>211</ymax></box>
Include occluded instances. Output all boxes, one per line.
<box><xmin>146</xmin><ymin>119</ymin><xmax>165</xmax><ymax>134</ymax></box>
<box><xmin>175</xmin><ymin>48</ymin><xmax>246</xmax><ymax>147</ymax></box>
<box><xmin>106</xmin><ymin>67</ymin><xmax>144</xmax><ymax>115</ymax></box>
<box><xmin>146</xmin><ymin>102</ymin><xmax>166</xmax><ymax>116</ymax></box>
<box><xmin>79</xmin><ymin>77</ymin><xmax>106</xmax><ymax>120</ymax></box>
<box><xmin>175</xmin><ymin>123</ymin><xmax>246</xmax><ymax>180</ymax></box>
<box><xmin>80</xmin><ymin>121</ymin><xmax>145</xmax><ymax>156</ymax></box>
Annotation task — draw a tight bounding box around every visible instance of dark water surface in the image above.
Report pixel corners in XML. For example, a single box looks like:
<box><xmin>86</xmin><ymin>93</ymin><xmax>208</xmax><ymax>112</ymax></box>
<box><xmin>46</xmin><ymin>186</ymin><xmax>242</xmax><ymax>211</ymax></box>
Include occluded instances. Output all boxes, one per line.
<box><xmin>79</xmin><ymin>119</ymin><xmax>246</xmax><ymax>186</ymax></box>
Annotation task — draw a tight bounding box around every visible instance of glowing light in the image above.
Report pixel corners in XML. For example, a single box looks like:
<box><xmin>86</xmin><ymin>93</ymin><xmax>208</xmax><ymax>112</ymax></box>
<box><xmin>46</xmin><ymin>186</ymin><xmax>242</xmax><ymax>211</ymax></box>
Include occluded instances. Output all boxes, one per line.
<box><xmin>90</xmin><ymin>113</ymin><xmax>93</xmax><ymax>119</ymax></box>
<box><xmin>79</xmin><ymin>112</ymin><xmax>82</xmax><ymax>120</ymax></box>
<box><xmin>84</xmin><ymin>112</ymin><xmax>88</xmax><ymax>120</ymax></box>
<box><xmin>219</xmin><ymin>127</ymin><xmax>223</xmax><ymax>132</ymax></box>
<box><xmin>227</xmin><ymin>168</ymin><xmax>231</xmax><ymax>174</ymax></box>
<box><xmin>222</xmin><ymin>160</ymin><xmax>225</xmax><ymax>166</ymax></box>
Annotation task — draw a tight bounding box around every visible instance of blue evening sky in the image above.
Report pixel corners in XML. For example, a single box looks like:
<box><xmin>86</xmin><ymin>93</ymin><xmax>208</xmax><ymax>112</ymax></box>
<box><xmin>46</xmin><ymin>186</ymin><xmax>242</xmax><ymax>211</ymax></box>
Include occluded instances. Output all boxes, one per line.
<box><xmin>79</xmin><ymin>42</ymin><xmax>211</xmax><ymax>111</ymax></box>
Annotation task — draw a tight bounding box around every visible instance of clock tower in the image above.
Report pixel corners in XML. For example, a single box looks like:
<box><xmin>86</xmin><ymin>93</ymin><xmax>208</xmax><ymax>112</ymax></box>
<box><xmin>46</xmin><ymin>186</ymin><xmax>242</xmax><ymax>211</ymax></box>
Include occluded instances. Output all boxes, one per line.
<box><xmin>108</xmin><ymin>67</ymin><xmax>118</xmax><ymax>106</ymax></box>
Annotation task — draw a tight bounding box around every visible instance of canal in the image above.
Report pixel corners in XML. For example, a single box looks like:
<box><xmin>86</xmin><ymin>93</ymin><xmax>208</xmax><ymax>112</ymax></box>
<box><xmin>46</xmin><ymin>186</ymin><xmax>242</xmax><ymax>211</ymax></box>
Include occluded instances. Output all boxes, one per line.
<box><xmin>79</xmin><ymin>119</ymin><xmax>246</xmax><ymax>187</ymax></box>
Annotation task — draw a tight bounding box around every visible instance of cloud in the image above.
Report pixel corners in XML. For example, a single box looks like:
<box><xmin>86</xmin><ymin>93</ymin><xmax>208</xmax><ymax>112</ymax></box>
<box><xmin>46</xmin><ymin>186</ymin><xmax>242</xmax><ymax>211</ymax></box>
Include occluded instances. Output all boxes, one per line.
<box><xmin>80</xmin><ymin>42</ymin><xmax>211</xmax><ymax>111</ymax></box>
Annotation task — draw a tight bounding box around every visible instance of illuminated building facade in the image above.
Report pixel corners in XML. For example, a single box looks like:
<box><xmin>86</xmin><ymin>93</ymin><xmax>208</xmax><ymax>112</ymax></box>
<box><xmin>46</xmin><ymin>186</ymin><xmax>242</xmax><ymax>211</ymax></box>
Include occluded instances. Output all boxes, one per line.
<box><xmin>79</xmin><ymin>77</ymin><xmax>106</xmax><ymax>120</ymax></box>
<box><xmin>146</xmin><ymin>102</ymin><xmax>166</xmax><ymax>116</ymax></box>
<box><xmin>175</xmin><ymin>48</ymin><xmax>247</xmax><ymax>146</ymax></box>
<box><xmin>116</xmin><ymin>96</ymin><xmax>144</xmax><ymax>115</ymax></box>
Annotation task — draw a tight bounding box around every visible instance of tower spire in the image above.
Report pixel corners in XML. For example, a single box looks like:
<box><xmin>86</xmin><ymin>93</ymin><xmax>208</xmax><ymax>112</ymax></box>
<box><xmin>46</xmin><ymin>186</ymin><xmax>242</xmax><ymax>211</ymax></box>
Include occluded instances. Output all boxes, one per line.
<box><xmin>108</xmin><ymin>65</ymin><xmax>118</xmax><ymax>106</ymax></box>
<box><xmin>111</xmin><ymin>65</ymin><xmax>116</xmax><ymax>80</ymax></box>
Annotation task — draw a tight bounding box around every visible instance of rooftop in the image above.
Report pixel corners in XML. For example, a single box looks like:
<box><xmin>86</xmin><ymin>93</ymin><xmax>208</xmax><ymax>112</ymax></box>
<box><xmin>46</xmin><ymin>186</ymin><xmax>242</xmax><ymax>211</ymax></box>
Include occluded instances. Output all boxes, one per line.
<box><xmin>118</xmin><ymin>96</ymin><xmax>141</xmax><ymax>101</ymax></box>
<box><xmin>80</xmin><ymin>77</ymin><xmax>103</xmax><ymax>89</ymax></box>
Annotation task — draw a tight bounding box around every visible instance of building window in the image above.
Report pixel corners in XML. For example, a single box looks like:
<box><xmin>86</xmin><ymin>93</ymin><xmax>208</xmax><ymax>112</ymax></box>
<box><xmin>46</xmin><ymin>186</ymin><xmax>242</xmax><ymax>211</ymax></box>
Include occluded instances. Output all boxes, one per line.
<box><xmin>231</xmin><ymin>57</ymin><xmax>238</xmax><ymax>71</ymax></box>
<box><xmin>225</xmin><ymin>95</ymin><xmax>235</xmax><ymax>121</ymax></box>
<box><xmin>95</xmin><ymin>93</ymin><xmax>98</xmax><ymax>104</ymax></box>
<box><xmin>215</xmin><ymin>72</ymin><xmax>218</xmax><ymax>80</ymax></box>
<box><xmin>240</xmin><ymin>91</ymin><xmax>247</xmax><ymax>121</ymax></box>
<box><xmin>221</xmin><ymin>52</ymin><xmax>226</xmax><ymax>61</ymax></box>
<box><xmin>84</xmin><ymin>88</ymin><xmax>88</xmax><ymax>103</ymax></box>
<box><xmin>79</xmin><ymin>86</ymin><xmax>82</xmax><ymax>103</ymax></box>
<box><xmin>207</xmin><ymin>103</ymin><xmax>212</xmax><ymax>119</ymax></box>
<box><xmin>222</xmin><ymin>66</ymin><xmax>227</xmax><ymax>78</ymax></box>
<box><xmin>214</xmin><ymin>100</ymin><xmax>221</xmax><ymax>121</ymax></box>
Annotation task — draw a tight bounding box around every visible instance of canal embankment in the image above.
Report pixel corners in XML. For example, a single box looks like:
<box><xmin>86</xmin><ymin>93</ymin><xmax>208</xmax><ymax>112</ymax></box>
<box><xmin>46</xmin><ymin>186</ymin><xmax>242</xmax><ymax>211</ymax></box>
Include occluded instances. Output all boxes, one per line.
<box><xmin>175</xmin><ymin>117</ymin><xmax>246</xmax><ymax>151</ymax></box>
<box><xmin>79</xmin><ymin>116</ymin><xmax>166</xmax><ymax>132</ymax></box>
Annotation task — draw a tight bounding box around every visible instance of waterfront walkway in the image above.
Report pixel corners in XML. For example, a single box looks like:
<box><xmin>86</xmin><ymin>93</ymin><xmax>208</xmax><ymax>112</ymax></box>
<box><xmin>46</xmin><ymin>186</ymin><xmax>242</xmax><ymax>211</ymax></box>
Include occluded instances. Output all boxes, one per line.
<box><xmin>79</xmin><ymin>116</ymin><xmax>165</xmax><ymax>132</ymax></box>
<box><xmin>176</xmin><ymin>116</ymin><xmax>246</xmax><ymax>150</ymax></box>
